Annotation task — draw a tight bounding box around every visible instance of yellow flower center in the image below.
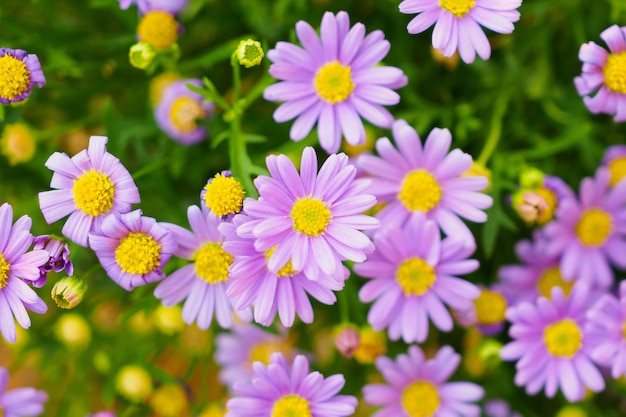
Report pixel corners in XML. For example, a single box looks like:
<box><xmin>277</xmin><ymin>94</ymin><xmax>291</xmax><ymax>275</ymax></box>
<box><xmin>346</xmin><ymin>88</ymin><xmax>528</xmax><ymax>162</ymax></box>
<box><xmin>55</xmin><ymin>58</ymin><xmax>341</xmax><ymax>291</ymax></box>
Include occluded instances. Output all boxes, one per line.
<box><xmin>0</xmin><ymin>254</ymin><xmax>10</xmax><ymax>289</ymax></box>
<box><xmin>204</xmin><ymin>174</ymin><xmax>245</xmax><ymax>217</ymax></box>
<box><xmin>271</xmin><ymin>395</ymin><xmax>312</xmax><ymax>417</ymax></box>
<box><xmin>290</xmin><ymin>197</ymin><xmax>332</xmax><ymax>236</ymax></box>
<box><xmin>398</xmin><ymin>170</ymin><xmax>442</xmax><ymax>213</ymax></box>
<box><xmin>537</xmin><ymin>266</ymin><xmax>574</xmax><ymax>299</ymax></box>
<box><xmin>575</xmin><ymin>208</ymin><xmax>612</xmax><ymax>247</ymax></box>
<box><xmin>193</xmin><ymin>243</ymin><xmax>232</xmax><ymax>284</ymax></box>
<box><xmin>353</xmin><ymin>327</ymin><xmax>387</xmax><ymax>364</ymax></box>
<box><xmin>535</xmin><ymin>186</ymin><xmax>558</xmax><ymax>225</ymax></box>
<box><xmin>439</xmin><ymin>0</ymin><xmax>476</xmax><ymax>18</ymax></box>
<box><xmin>608</xmin><ymin>156</ymin><xmax>626</xmax><ymax>187</ymax></box>
<box><xmin>137</xmin><ymin>11</ymin><xmax>179</xmax><ymax>50</ymax></box>
<box><xmin>72</xmin><ymin>169</ymin><xmax>116</xmax><ymax>217</ymax></box>
<box><xmin>0</xmin><ymin>123</ymin><xmax>36</xmax><ymax>166</ymax></box>
<box><xmin>544</xmin><ymin>319</ymin><xmax>583</xmax><ymax>358</ymax></box>
<box><xmin>0</xmin><ymin>405</ymin><xmax>3</xmax><ymax>417</ymax></box>
<box><xmin>401</xmin><ymin>381</ymin><xmax>441</xmax><ymax>417</ymax></box>
<box><xmin>396</xmin><ymin>257</ymin><xmax>436</xmax><ymax>296</ymax></box>
<box><xmin>265</xmin><ymin>246</ymin><xmax>298</xmax><ymax>277</ymax></box>
<box><xmin>622</xmin><ymin>322</ymin><xmax>626</xmax><ymax>340</ymax></box>
<box><xmin>0</xmin><ymin>54</ymin><xmax>30</xmax><ymax>102</ymax></box>
<box><xmin>603</xmin><ymin>52</ymin><xmax>626</xmax><ymax>94</ymax></box>
<box><xmin>249</xmin><ymin>340</ymin><xmax>293</xmax><ymax>366</ymax></box>
<box><xmin>474</xmin><ymin>289</ymin><xmax>507</xmax><ymax>325</ymax></box>
<box><xmin>169</xmin><ymin>96</ymin><xmax>205</xmax><ymax>133</ymax></box>
<box><xmin>115</xmin><ymin>232</ymin><xmax>162</xmax><ymax>275</ymax></box>
<box><xmin>314</xmin><ymin>61</ymin><xmax>355</xmax><ymax>104</ymax></box>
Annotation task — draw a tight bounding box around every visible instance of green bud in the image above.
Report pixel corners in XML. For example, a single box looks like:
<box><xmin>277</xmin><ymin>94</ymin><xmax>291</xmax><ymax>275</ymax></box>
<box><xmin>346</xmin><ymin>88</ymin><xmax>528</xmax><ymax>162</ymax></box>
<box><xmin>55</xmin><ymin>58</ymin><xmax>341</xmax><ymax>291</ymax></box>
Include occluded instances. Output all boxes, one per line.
<box><xmin>236</xmin><ymin>39</ymin><xmax>264</xmax><ymax>68</ymax></box>
<box><xmin>129</xmin><ymin>41</ymin><xmax>156</xmax><ymax>70</ymax></box>
<box><xmin>519</xmin><ymin>166</ymin><xmax>544</xmax><ymax>189</ymax></box>
<box><xmin>51</xmin><ymin>276</ymin><xmax>88</xmax><ymax>309</ymax></box>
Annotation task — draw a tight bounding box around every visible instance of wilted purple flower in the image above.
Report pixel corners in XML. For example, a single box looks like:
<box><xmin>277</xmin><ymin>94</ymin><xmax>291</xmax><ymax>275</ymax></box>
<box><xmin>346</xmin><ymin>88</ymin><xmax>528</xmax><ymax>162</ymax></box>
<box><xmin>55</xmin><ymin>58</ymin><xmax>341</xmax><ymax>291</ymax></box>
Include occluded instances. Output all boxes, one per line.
<box><xmin>155</xmin><ymin>79</ymin><xmax>215</xmax><ymax>145</ymax></box>
<box><xmin>398</xmin><ymin>0</ymin><xmax>522</xmax><ymax>64</ymax></box>
<box><xmin>227</xmin><ymin>352</ymin><xmax>357</xmax><ymax>417</ymax></box>
<box><xmin>363</xmin><ymin>345</ymin><xmax>484</xmax><ymax>417</ymax></box>
<box><xmin>0</xmin><ymin>367</ymin><xmax>48</xmax><ymax>416</ymax></box>
<box><xmin>32</xmin><ymin>234</ymin><xmax>73</xmax><ymax>288</ymax></box>
<box><xmin>358</xmin><ymin>119</ymin><xmax>492</xmax><ymax>243</ymax></box>
<box><xmin>222</xmin><ymin>212</ymin><xmax>347</xmax><ymax>327</ymax></box>
<box><xmin>239</xmin><ymin>146</ymin><xmax>379</xmax><ymax>281</ymax></box>
<box><xmin>0</xmin><ymin>48</ymin><xmax>46</xmax><ymax>103</ymax></box>
<box><xmin>154</xmin><ymin>205</ymin><xmax>250</xmax><ymax>329</ymax></box>
<box><xmin>355</xmin><ymin>213</ymin><xmax>480</xmax><ymax>343</ymax></box>
<box><xmin>0</xmin><ymin>203</ymin><xmax>49</xmax><ymax>343</ymax></box>
<box><xmin>575</xmin><ymin>25</ymin><xmax>626</xmax><ymax>122</ymax></box>
<box><xmin>542</xmin><ymin>167</ymin><xmax>626</xmax><ymax>288</ymax></box>
<box><xmin>38</xmin><ymin>136</ymin><xmax>140</xmax><ymax>247</ymax></box>
<box><xmin>89</xmin><ymin>209</ymin><xmax>177</xmax><ymax>291</ymax></box>
<box><xmin>501</xmin><ymin>284</ymin><xmax>605</xmax><ymax>402</ymax></box>
<box><xmin>263</xmin><ymin>11</ymin><xmax>407</xmax><ymax>153</ymax></box>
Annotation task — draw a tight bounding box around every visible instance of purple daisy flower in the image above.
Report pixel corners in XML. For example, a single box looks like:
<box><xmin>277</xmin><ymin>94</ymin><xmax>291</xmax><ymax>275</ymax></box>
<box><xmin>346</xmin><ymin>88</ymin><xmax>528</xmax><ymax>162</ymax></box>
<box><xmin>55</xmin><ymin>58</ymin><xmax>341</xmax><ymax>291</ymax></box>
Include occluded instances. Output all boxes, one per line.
<box><xmin>155</xmin><ymin>79</ymin><xmax>215</xmax><ymax>145</ymax></box>
<box><xmin>263</xmin><ymin>11</ymin><xmax>408</xmax><ymax>154</ymax></box>
<box><xmin>355</xmin><ymin>213</ymin><xmax>480</xmax><ymax>343</ymax></box>
<box><xmin>398</xmin><ymin>0</ymin><xmax>522</xmax><ymax>64</ymax></box>
<box><xmin>358</xmin><ymin>119</ymin><xmax>492</xmax><ymax>244</ymax></box>
<box><xmin>137</xmin><ymin>0</ymin><xmax>188</xmax><ymax>14</ymax></box>
<box><xmin>574</xmin><ymin>25</ymin><xmax>626</xmax><ymax>122</ymax></box>
<box><xmin>38</xmin><ymin>136</ymin><xmax>141</xmax><ymax>248</ymax></box>
<box><xmin>0</xmin><ymin>367</ymin><xmax>48</xmax><ymax>416</ymax></box>
<box><xmin>221</xmin><ymin>212</ymin><xmax>347</xmax><ymax>327</ymax></box>
<box><xmin>601</xmin><ymin>145</ymin><xmax>626</xmax><ymax>187</ymax></box>
<box><xmin>215</xmin><ymin>322</ymin><xmax>297</xmax><ymax>388</ymax></box>
<box><xmin>32</xmin><ymin>234</ymin><xmax>73</xmax><ymax>288</ymax></box>
<box><xmin>238</xmin><ymin>146</ymin><xmax>379</xmax><ymax>281</ymax></box>
<box><xmin>89</xmin><ymin>209</ymin><xmax>177</xmax><ymax>291</ymax></box>
<box><xmin>484</xmin><ymin>399</ymin><xmax>523</xmax><ymax>417</ymax></box>
<box><xmin>0</xmin><ymin>203</ymin><xmax>49</xmax><ymax>343</ymax></box>
<box><xmin>586</xmin><ymin>280</ymin><xmax>626</xmax><ymax>379</ymax></box>
<box><xmin>0</xmin><ymin>48</ymin><xmax>46</xmax><ymax>103</ymax></box>
<box><xmin>541</xmin><ymin>167</ymin><xmax>626</xmax><ymax>288</ymax></box>
<box><xmin>500</xmin><ymin>284</ymin><xmax>605</xmax><ymax>402</ymax></box>
<box><xmin>363</xmin><ymin>345</ymin><xmax>484</xmax><ymax>417</ymax></box>
<box><xmin>227</xmin><ymin>352</ymin><xmax>357</xmax><ymax>417</ymax></box>
<box><xmin>154</xmin><ymin>205</ymin><xmax>251</xmax><ymax>329</ymax></box>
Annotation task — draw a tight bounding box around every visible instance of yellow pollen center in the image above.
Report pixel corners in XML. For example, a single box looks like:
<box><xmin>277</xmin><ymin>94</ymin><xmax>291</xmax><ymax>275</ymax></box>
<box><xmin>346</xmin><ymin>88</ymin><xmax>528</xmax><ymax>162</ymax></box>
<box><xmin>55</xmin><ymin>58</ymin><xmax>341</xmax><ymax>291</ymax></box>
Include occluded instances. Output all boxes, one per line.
<box><xmin>115</xmin><ymin>232</ymin><xmax>162</xmax><ymax>275</ymax></box>
<box><xmin>0</xmin><ymin>55</ymin><xmax>30</xmax><ymax>101</ymax></box>
<box><xmin>249</xmin><ymin>340</ymin><xmax>292</xmax><ymax>366</ymax></box>
<box><xmin>290</xmin><ymin>197</ymin><xmax>332</xmax><ymax>236</ymax></box>
<box><xmin>535</xmin><ymin>186</ymin><xmax>558</xmax><ymax>225</ymax></box>
<box><xmin>72</xmin><ymin>169</ymin><xmax>115</xmax><ymax>217</ymax></box>
<box><xmin>265</xmin><ymin>246</ymin><xmax>298</xmax><ymax>277</ymax></box>
<box><xmin>537</xmin><ymin>266</ymin><xmax>574</xmax><ymax>299</ymax></box>
<box><xmin>169</xmin><ymin>96</ymin><xmax>205</xmax><ymax>133</ymax></box>
<box><xmin>398</xmin><ymin>170</ymin><xmax>442</xmax><ymax>213</ymax></box>
<box><xmin>204</xmin><ymin>174</ymin><xmax>245</xmax><ymax>217</ymax></box>
<box><xmin>474</xmin><ymin>289</ymin><xmax>507</xmax><ymax>325</ymax></box>
<box><xmin>0</xmin><ymin>254</ymin><xmax>10</xmax><ymax>289</ymax></box>
<box><xmin>609</xmin><ymin>157</ymin><xmax>626</xmax><ymax>187</ymax></box>
<box><xmin>439</xmin><ymin>0</ymin><xmax>476</xmax><ymax>17</ymax></box>
<box><xmin>622</xmin><ymin>322</ymin><xmax>626</xmax><ymax>340</ymax></box>
<box><xmin>353</xmin><ymin>328</ymin><xmax>387</xmax><ymax>364</ymax></box>
<box><xmin>604</xmin><ymin>52</ymin><xmax>626</xmax><ymax>94</ymax></box>
<box><xmin>401</xmin><ymin>381</ymin><xmax>440</xmax><ymax>417</ymax></box>
<box><xmin>314</xmin><ymin>61</ymin><xmax>355</xmax><ymax>104</ymax></box>
<box><xmin>544</xmin><ymin>319</ymin><xmax>583</xmax><ymax>358</ymax></box>
<box><xmin>271</xmin><ymin>395</ymin><xmax>312</xmax><ymax>417</ymax></box>
<box><xmin>137</xmin><ymin>11</ymin><xmax>179</xmax><ymax>50</ymax></box>
<box><xmin>193</xmin><ymin>243</ymin><xmax>233</xmax><ymax>284</ymax></box>
<box><xmin>575</xmin><ymin>208</ymin><xmax>612</xmax><ymax>247</ymax></box>
<box><xmin>396</xmin><ymin>257</ymin><xmax>436</xmax><ymax>296</ymax></box>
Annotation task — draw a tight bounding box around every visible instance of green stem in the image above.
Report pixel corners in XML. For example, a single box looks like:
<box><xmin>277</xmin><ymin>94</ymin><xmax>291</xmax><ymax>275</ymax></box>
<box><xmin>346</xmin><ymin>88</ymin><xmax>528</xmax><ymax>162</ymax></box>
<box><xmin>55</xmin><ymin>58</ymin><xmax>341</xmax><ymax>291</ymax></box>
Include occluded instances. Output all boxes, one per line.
<box><xmin>231</xmin><ymin>53</ymin><xmax>242</xmax><ymax>102</ymax></box>
<box><xmin>338</xmin><ymin>284</ymin><xmax>350</xmax><ymax>323</ymax></box>
<box><xmin>228</xmin><ymin>116</ymin><xmax>258</xmax><ymax>198</ymax></box>
<box><xmin>477</xmin><ymin>92</ymin><xmax>509</xmax><ymax>166</ymax></box>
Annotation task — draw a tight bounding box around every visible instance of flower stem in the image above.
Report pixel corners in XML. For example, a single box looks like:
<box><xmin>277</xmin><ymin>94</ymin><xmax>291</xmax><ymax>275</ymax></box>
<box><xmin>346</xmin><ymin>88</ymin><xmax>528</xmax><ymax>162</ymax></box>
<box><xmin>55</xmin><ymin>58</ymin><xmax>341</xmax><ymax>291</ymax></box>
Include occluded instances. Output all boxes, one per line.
<box><xmin>477</xmin><ymin>91</ymin><xmax>509</xmax><ymax>167</ymax></box>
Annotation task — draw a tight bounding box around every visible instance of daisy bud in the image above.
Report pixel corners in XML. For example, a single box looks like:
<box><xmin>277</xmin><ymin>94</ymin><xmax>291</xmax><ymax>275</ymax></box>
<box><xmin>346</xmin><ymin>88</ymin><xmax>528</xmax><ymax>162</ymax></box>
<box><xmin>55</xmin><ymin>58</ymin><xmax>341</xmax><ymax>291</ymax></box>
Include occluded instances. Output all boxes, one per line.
<box><xmin>129</xmin><ymin>41</ymin><xmax>156</xmax><ymax>70</ymax></box>
<box><xmin>353</xmin><ymin>327</ymin><xmax>387</xmax><ymax>364</ymax></box>
<box><xmin>235</xmin><ymin>39</ymin><xmax>264</xmax><ymax>68</ymax></box>
<box><xmin>519</xmin><ymin>166</ymin><xmax>544</xmax><ymax>189</ymax></box>
<box><xmin>333</xmin><ymin>324</ymin><xmax>360</xmax><ymax>358</ymax></box>
<box><xmin>513</xmin><ymin>190</ymin><xmax>549</xmax><ymax>224</ymax></box>
<box><xmin>51</xmin><ymin>276</ymin><xmax>87</xmax><ymax>309</ymax></box>
<box><xmin>33</xmin><ymin>234</ymin><xmax>73</xmax><ymax>288</ymax></box>
<box><xmin>556</xmin><ymin>405</ymin><xmax>588</xmax><ymax>417</ymax></box>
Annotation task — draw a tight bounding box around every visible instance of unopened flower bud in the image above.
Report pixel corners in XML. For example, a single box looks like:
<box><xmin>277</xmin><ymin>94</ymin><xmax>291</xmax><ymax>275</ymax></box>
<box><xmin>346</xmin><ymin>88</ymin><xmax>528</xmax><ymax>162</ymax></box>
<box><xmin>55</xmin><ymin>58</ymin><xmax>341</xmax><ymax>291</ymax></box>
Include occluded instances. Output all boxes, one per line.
<box><xmin>514</xmin><ymin>190</ymin><xmax>549</xmax><ymax>224</ymax></box>
<box><xmin>235</xmin><ymin>39</ymin><xmax>264</xmax><ymax>68</ymax></box>
<box><xmin>333</xmin><ymin>324</ymin><xmax>360</xmax><ymax>358</ymax></box>
<box><xmin>33</xmin><ymin>234</ymin><xmax>73</xmax><ymax>288</ymax></box>
<box><xmin>519</xmin><ymin>166</ymin><xmax>544</xmax><ymax>189</ymax></box>
<box><xmin>51</xmin><ymin>276</ymin><xmax>87</xmax><ymax>309</ymax></box>
<box><xmin>129</xmin><ymin>41</ymin><xmax>156</xmax><ymax>70</ymax></box>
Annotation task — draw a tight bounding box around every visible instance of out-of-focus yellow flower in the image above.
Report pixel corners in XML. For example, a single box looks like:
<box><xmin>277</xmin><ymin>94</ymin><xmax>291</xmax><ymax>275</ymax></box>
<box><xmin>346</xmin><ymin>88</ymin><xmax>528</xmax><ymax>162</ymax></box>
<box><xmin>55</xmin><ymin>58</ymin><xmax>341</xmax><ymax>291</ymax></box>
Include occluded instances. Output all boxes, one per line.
<box><xmin>127</xmin><ymin>310</ymin><xmax>154</xmax><ymax>334</ymax></box>
<box><xmin>198</xmin><ymin>403</ymin><xmax>228</xmax><ymax>417</ymax></box>
<box><xmin>178</xmin><ymin>324</ymin><xmax>212</xmax><ymax>357</ymax></box>
<box><xmin>153</xmin><ymin>305</ymin><xmax>185</xmax><ymax>335</ymax></box>
<box><xmin>150</xmin><ymin>72</ymin><xmax>181</xmax><ymax>107</ymax></box>
<box><xmin>342</xmin><ymin>126</ymin><xmax>376</xmax><ymax>158</ymax></box>
<box><xmin>54</xmin><ymin>313</ymin><xmax>91</xmax><ymax>348</ymax></box>
<box><xmin>0</xmin><ymin>123</ymin><xmax>35</xmax><ymax>165</ymax></box>
<box><xmin>115</xmin><ymin>365</ymin><xmax>153</xmax><ymax>403</ymax></box>
<box><xmin>137</xmin><ymin>11</ymin><xmax>178</xmax><ymax>50</ymax></box>
<box><xmin>353</xmin><ymin>327</ymin><xmax>386</xmax><ymax>364</ymax></box>
<box><xmin>149</xmin><ymin>384</ymin><xmax>189</xmax><ymax>417</ymax></box>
